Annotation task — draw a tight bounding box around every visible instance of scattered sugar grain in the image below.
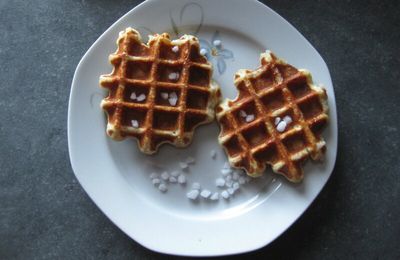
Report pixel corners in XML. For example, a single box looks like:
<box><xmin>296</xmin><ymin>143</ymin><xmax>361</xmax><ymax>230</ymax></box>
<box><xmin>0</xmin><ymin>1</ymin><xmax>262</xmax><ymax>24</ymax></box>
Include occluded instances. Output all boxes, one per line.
<box><xmin>170</xmin><ymin>170</ymin><xmax>180</xmax><ymax>177</ymax></box>
<box><xmin>221</xmin><ymin>190</ymin><xmax>230</xmax><ymax>199</ymax></box>
<box><xmin>131</xmin><ymin>120</ymin><xmax>139</xmax><ymax>128</ymax></box>
<box><xmin>210</xmin><ymin>150</ymin><xmax>217</xmax><ymax>159</ymax></box>
<box><xmin>223</xmin><ymin>162</ymin><xmax>230</xmax><ymax>169</ymax></box>
<box><xmin>213</xmin><ymin>39</ymin><xmax>222</xmax><ymax>47</ymax></box>
<box><xmin>227</xmin><ymin>188</ymin><xmax>234</xmax><ymax>195</ymax></box>
<box><xmin>177</xmin><ymin>174</ymin><xmax>186</xmax><ymax>184</ymax></box>
<box><xmin>186</xmin><ymin>156</ymin><xmax>195</xmax><ymax>164</ymax></box>
<box><xmin>192</xmin><ymin>182</ymin><xmax>201</xmax><ymax>190</ymax></box>
<box><xmin>187</xmin><ymin>189</ymin><xmax>200</xmax><ymax>200</ymax></box>
<box><xmin>179</xmin><ymin>162</ymin><xmax>189</xmax><ymax>170</ymax></box>
<box><xmin>245</xmin><ymin>114</ymin><xmax>255</xmax><ymax>122</ymax></box>
<box><xmin>283</xmin><ymin>115</ymin><xmax>293</xmax><ymax>125</ymax></box>
<box><xmin>225</xmin><ymin>175</ymin><xmax>232</xmax><ymax>181</ymax></box>
<box><xmin>200</xmin><ymin>189</ymin><xmax>211</xmax><ymax>199</ymax></box>
<box><xmin>130</xmin><ymin>92</ymin><xmax>137</xmax><ymax>100</ymax></box>
<box><xmin>168</xmin><ymin>92</ymin><xmax>178</xmax><ymax>106</ymax></box>
<box><xmin>136</xmin><ymin>94</ymin><xmax>146</xmax><ymax>102</ymax></box>
<box><xmin>161</xmin><ymin>171</ymin><xmax>169</xmax><ymax>180</ymax></box>
<box><xmin>169</xmin><ymin>92</ymin><xmax>178</xmax><ymax>99</ymax></box>
<box><xmin>168</xmin><ymin>72</ymin><xmax>179</xmax><ymax>81</ymax></box>
<box><xmin>152</xmin><ymin>178</ymin><xmax>161</xmax><ymax>185</ymax></box>
<box><xmin>172</xmin><ymin>45</ymin><xmax>179</xmax><ymax>53</ymax></box>
<box><xmin>158</xmin><ymin>183</ymin><xmax>168</xmax><ymax>192</ymax></box>
<box><xmin>274</xmin><ymin>117</ymin><xmax>281</xmax><ymax>125</ymax></box>
<box><xmin>210</xmin><ymin>192</ymin><xmax>219</xmax><ymax>201</ymax></box>
<box><xmin>225</xmin><ymin>180</ymin><xmax>233</xmax><ymax>188</ymax></box>
<box><xmin>168</xmin><ymin>97</ymin><xmax>178</xmax><ymax>106</ymax></box>
<box><xmin>215</xmin><ymin>178</ymin><xmax>225</xmax><ymax>187</ymax></box>
<box><xmin>276</xmin><ymin>121</ymin><xmax>287</xmax><ymax>132</ymax></box>
<box><xmin>161</xmin><ymin>92</ymin><xmax>169</xmax><ymax>100</ymax></box>
<box><xmin>149</xmin><ymin>173</ymin><xmax>159</xmax><ymax>179</ymax></box>
<box><xmin>200</xmin><ymin>48</ymin><xmax>207</xmax><ymax>56</ymax></box>
<box><xmin>232</xmin><ymin>171</ymin><xmax>239</xmax><ymax>180</ymax></box>
<box><xmin>169</xmin><ymin>176</ymin><xmax>177</xmax><ymax>183</ymax></box>
<box><xmin>239</xmin><ymin>110</ymin><xmax>247</xmax><ymax>117</ymax></box>
<box><xmin>233</xmin><ymin>182</ymin><xmax>240</xmax><ymax>190</ymax></box>
<box><xmin>168</xmin><ymin>73</ymin><xmax>175</xmax><ymax>80</ymax></box>
<box><xmin>221</xmin><ymin>168</ymin><xmax>232</xmax><ymax>176</ymax></box>
<box><xmin>238</xmin><ymin>176</ymin><xmax>246</xmax><ymax>185</ymax></box>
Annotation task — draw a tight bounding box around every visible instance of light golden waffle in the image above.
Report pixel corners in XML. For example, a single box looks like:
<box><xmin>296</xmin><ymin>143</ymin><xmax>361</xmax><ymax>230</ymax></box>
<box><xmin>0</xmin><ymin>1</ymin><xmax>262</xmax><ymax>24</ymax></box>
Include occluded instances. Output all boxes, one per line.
<box><xmin>100</xmin><ymin>28</ymin><xmax>220</xmax><ymax>154</ymax></box>
<box><xmin>216</xmin><ymin>51</ymin><xmax>328</xmax><ymax>182</ymax></box>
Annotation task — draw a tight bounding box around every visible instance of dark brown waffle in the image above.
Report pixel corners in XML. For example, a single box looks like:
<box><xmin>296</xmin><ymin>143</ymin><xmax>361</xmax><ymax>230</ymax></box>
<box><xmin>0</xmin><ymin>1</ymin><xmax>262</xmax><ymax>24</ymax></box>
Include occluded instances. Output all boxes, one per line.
<box><xmin>216</xmin><ymin>51</ymin><xmax>328</xmax><ymax>182</ymax></box>
<box><xmin>100</xmin><ymin>28</ymin><xmax>220</xmax><ymax>154</ymax></box>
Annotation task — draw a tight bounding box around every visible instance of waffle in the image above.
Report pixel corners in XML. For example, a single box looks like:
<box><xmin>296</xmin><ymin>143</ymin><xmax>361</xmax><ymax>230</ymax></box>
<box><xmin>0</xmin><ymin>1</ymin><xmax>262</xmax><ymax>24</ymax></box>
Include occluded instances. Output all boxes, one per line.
<box><xmin>216</xmin><ymin>51</ymin><xmax>329</xmax><ymax>182</ymax></box>
<box><xmin>100</xmin><ymin>28</ymin><xmax>220</xmax><ymax>154</ymax></box>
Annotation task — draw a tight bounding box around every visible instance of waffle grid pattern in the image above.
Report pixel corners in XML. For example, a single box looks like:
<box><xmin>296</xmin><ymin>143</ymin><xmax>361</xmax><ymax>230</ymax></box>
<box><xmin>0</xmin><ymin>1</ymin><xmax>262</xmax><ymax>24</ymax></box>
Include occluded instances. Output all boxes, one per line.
<box><xmin>100</xmin><ymin>28</ymin><xmax>219</xmax><ymax>154</ymax></box>
<box><xmin>217</xmin><ymin>51</ymin><xmax>328</xmax><ymax>182</ymax></box>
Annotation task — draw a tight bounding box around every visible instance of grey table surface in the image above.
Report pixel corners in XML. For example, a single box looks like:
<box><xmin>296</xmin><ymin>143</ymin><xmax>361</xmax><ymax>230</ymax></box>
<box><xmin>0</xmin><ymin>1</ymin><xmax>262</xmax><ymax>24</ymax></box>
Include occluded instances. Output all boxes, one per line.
<box><xmin>1</xmin><ymin>0</ymin><xmax>399</xmax><ymax>259</ymax></box>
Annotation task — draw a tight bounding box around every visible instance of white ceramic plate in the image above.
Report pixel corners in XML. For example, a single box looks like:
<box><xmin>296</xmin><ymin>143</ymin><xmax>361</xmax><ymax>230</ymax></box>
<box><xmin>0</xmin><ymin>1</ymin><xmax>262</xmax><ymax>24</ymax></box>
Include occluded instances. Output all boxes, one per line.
<box><xmin>68</xmin><ymin>0</ymin><xmax>338</xmax><ymax>256</ymax></box>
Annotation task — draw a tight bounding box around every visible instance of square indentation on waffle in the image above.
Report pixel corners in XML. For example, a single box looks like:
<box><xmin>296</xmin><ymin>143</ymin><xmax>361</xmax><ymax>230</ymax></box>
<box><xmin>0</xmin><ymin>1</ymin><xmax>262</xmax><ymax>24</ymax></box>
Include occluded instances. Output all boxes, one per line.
<box><xmin>125</xmin><ymin>61</ymin><xmax>152</xmax><ymax>80</ymax></box>
<box><xmin>281</xmin><ymin>131</ymin><xmax>308</xmax><ymax>154</ymax></box>
<box><xmin>260</xmin><ymin>89</ymin><xmax>286</xmax><ymax>112</ymax></box>
<box><xmin>121</xmin><ymin>108</ymin><xmax>147</xmax><ymax>129</ymax></box>
<box><xmin>254</xmin><ymin>143</ymin><xmax>280</xmax><ymax>165</ymax></box>
<box><xmin>276</xmin><ymin>63</ymin><xmax>298</xmax><ymax>80</ymax></box>
<box><xmin>186</xmin><ymin>88</ymin><xmax>209</xmax><ymax>109</ymax></box>
<box><xmin>250</xmin><ymin>69</ymin><xmax>277</xmax><ymax>93</ymax></box>
<box><xmin>223</xmin><ymin>136</ymin><xmax>243</xmax><ymax>157</ymax></box>
<box><xmin>188</xmin><ymin>65</ymin><xmax>210</xmax><ymax>87</ymax></box>
<box><xmin>152</xmin><ymin>110</ymin><xmax>179</xmax><ymax>131</ymax></box>
<box><xmin>126</xmin><ymin>41</ymin><xmax>150</xmax><ymax>57</ymax></box>
<box><xmin>189</xmin><ymin>45</ymin><xmax>207</xmax><ymax>63</ymax></box>
<box><xmin>236</xmin><ymin>81</ymin><xmax>252</xmax><ymax>100</ymax></box>
<box><xmin>184</xmin><ymin>113</ymin><xmax>208</xmax><ymax>132</ymax></box>
<box><xmin>242</xmin><ymin>122</ymin><xmax>270</xmax><ymax>147</ymax></box>
<box><xmin>101</xmin><ymin>80</ymin><xmax>118</xmax><ymax>100</ymax></box>
<box><xmin>234</xmin><ymin>101</ymin><xmax>258</xmax><ymax>124</ymax></box>
<box><xmin>103</xmin><ymin>106</ymin><xmax>117</xmax><ymax>124</ymax></box>
<box><xmin>159</xmin><ymin>42</ymin><xmax>182</xmax><ymax>60</ymax></box>
<box><xmin>123</xmin><ymin>83</ymin><xmax>150</xmax><ymax>103</ymax></box>
<box><xmin>157</xmin><ymin>63</ymin><xmax>183</xmax><ymax>83</ymax></box>
<box><xmin>271</xmin><ymin>108</ymin><xmax>297</xmax><ymax>131</ymax></box>
<box><xmin>218</xmin><ymin>115</ymin><xmax>234</xmax><ymax>135</ymax></box>
<box><xmin>297</xmin><ymin>95</ymin><xmax>324</xmax><ymax>120</ymax></box>
<box><xmin>155</xmin><ymin>87</ymin><xmax>181</xmax><ymax>107</ymax></box>
<box><xmin>310</xmin><ymin>117</ymin><xmax>328</xmax><ymax>137</ymax></box>
<box><xmin>287</xmin><ymin>76</ymin><xmax>312</xmax><ymax>99</ymax></box>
